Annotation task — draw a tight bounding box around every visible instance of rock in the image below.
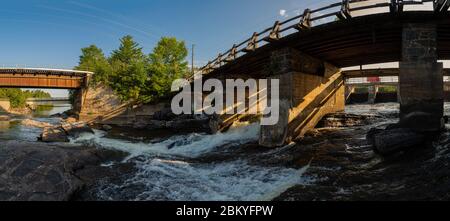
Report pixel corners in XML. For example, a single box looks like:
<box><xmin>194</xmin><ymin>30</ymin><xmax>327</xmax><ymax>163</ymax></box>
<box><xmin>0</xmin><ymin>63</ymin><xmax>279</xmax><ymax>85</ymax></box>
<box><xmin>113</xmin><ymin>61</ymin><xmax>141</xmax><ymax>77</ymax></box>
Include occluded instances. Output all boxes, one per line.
<box><xmin>21</xmin><ymin>119</ymin><xmax>53</xmax><ymax>128</ymax></box>
<box><xmin>318</xmin><ymin>113</ymin><xmax>377</xmax><ymax>128</ymax></box>
<box><xmin>40</xmin><ymin>127</ymin><xmax>69</xmax><ymax>143</ymax></box>
<box><xmin>102</xmin><ymin>124</ymin><xmax>113</xmax><ymax>131</ymax></box>
<box><xmin>368</xmin><ymin>128</ymin><xmax>426</xmax><ymax>155</ymax></box>
<box><xmin>65</xmin><ymin>117</ymin><xmax>78</xmax><ymax>124</ymax></box>
<box><xmin>61</xmin><ymin>122</ymin><xmax>94</xmax><ymax>138</ymax></box>
<box><xmin>165</xmin><ymin>118</ymin><xmax>210</xmax><ymax>131</ymax></box>
<box><xmin>153</xmin><ymin>108</ymin><xmax>176</xmax><ymax>121</ymax></box>
<box><xmin>143</xmin><ymin>120</ymin><xmax>166</xmax><ymax>130</ymax></box>
<box><xmin>0</xmin><ymin>141</ymin><xmax>111</xmax><ymax>201</ymax></box>
<box><xmin>0</xmin><ymin>115</ymin><xmax>10</xmax><ymax>121</ymax></box>
<box><xmin>399</xmin><ymin>111</ymin><xmax>445</xmax><ymax>132</ymax></box>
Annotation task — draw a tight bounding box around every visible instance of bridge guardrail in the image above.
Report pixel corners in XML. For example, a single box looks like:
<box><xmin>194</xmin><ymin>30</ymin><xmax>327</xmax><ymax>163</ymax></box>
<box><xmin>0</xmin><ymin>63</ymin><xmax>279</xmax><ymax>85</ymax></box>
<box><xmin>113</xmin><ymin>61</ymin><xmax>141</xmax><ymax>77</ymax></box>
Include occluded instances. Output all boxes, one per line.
<box><xmin>200</xmin><ymin>0</ymin><xmax>445</xmax><ymax>74</ymax></box>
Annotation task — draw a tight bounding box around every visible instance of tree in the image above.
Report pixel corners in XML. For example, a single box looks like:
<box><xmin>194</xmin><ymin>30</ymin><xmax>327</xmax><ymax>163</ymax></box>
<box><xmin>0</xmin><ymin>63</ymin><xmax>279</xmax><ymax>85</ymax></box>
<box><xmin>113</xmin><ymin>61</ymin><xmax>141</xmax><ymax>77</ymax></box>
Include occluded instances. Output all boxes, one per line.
<box><xmin>109</xmin><ymin>35</ymin><xmax>148</xmax><ymax>101</ymax></box>
<box><xmin>148</xmin><ymin>37</ymin><xmax>188</xmax><ymax>98</ymax></box>
<box><xmin>75</xmin><ymin>45</ymin><xmax>111</xmax><ymax>84</ymax></box>
<box><xmin>110</xmin><ymin>35</ymin><xmax>145</xmax><ymax>65</ymax></box>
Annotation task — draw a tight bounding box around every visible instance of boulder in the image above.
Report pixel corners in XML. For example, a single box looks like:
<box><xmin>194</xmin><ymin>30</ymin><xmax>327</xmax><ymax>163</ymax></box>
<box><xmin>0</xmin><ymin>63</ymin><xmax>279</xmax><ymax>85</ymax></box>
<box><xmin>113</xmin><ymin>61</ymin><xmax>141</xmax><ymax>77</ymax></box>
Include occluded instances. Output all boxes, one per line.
<box><xmin>399</xmin><ymin>111</ymin><xmax>445</xmax><ymax>132</ymax></box>
<box><xmin>102</xmin><ymin>124</ymin><xmax>113</xmax><ymax>131</ymax></box>
<box><xmin>0</xmin><ymin>141</ymin><xmax>111</xmax><ymax>201</ymax></box>
<box><xmin>368</xmin><ymin>128</ymin><xmax>426</xmax><ymax>155</ymax></box>
<box><xmin>40</xmin><ymin>127</ymin><xmax>69</xmax><ymax>143</ymax></box>
<box><xmin>61</xmin><ymin>122</ymin><xmax>94</xmax><ymax>138</ymax></box>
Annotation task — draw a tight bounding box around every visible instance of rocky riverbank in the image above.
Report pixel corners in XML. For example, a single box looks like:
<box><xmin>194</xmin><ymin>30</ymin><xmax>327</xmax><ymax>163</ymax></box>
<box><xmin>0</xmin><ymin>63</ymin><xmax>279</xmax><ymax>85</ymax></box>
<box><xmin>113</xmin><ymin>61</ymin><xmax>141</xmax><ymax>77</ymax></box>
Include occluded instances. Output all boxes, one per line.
<box><xmin>275</xmin><ymin>115</ymin><xmax>450</xmax><ymax>201</ymax></box>
<box><xmin>0</xmin><ymin>141</ymin><xmax>131</xmax><ymax>201</ymax></box>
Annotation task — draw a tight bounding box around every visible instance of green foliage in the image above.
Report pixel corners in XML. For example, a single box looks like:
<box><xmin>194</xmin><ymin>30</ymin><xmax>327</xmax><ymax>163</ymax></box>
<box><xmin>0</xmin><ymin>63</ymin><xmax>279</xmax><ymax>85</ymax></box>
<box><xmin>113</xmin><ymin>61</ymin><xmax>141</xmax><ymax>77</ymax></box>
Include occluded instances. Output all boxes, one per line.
<box><xmin>109</xmin><ymin>35</ymin><xmax>148</xmax><ymax>101</ymax></box>
<box><xmin>0</xmin><ymin>89</ymin><xmax>51</xmax><ymax>108</ymax></box>
<box><xmin>378</xmin><ymin>86</ymin><xmax>397</xmax><ymax>93</ymax></box>
<box><xmin>148</xmin><ymin>37</ymin><xmax>189</xmax><ymax>98</ymax></box>
<box><xmin>75</xmin><ymin>45</ymin><xmax>112</xmax><ymax>84</ymax></box>
<box><xmin>76</xmin><ymin>35</ymin><xmax>189</xmax><ymax>103</ymax></box>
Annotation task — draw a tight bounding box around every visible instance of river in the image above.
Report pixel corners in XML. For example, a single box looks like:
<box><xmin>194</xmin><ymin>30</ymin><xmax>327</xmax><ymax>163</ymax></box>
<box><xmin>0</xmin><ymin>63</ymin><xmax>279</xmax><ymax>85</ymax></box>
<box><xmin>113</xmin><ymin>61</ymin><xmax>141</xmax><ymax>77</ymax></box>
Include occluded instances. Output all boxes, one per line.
<box><xmin>2</xmin><ymin>102</ymin><xmax>450</xmax><ymax>201</ymax></box>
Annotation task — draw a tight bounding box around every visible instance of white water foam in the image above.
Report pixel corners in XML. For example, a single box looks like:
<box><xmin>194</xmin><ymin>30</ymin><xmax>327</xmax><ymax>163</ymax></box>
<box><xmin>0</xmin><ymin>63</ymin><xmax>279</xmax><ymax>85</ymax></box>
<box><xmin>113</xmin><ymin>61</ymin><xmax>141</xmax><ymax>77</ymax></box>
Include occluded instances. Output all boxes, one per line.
<box><xmin>71</xmin><ymin>122</ymin><xmax>311</xmax><ymax>201</ymax></box>
<box><xmin>97</xmin><ymin>159</ymin><xmax>312</xmax><ymax>201</ymax></box>
<box><xmin>71</xmin><ymin>122</ymin><xmax>260</xmax><ymax>159</ymax></box>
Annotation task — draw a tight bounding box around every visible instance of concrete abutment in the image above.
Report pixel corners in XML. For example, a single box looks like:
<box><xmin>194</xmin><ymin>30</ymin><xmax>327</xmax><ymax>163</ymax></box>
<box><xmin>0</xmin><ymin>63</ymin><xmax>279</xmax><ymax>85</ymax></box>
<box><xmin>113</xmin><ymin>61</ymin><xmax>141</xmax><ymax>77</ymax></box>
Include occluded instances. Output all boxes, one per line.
<box><xmin>399</xmin><ymin>23</ymin><xmax>444</xmax><ymax>132</ymax></box>
<box><xmin>259</xmin><ymin>47</ymin><xmax>345</xmax><ymax>147</ymax></box>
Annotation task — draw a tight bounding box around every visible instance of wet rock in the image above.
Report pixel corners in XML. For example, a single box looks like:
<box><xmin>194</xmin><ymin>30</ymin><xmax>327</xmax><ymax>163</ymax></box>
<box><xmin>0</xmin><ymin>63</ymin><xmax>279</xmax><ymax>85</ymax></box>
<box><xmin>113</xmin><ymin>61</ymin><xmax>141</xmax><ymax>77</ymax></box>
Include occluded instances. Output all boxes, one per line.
<box><xmin>165</xmin><ymin>118</ymin><xmax>211</xmax><ymax>132</ymax></box>
<box><xmin>102</xmin><ymin>124</ymin><xmax>113</xmax><ymax>131</ymax></box>
<box><xmin>153</xmin><ymin>108</ymin><xmax>176</xmax><ymax>121</ymax></box>
<box><xmin>0</xmin><ymin>115</ymin><xmax>10</xmax><ymax>121</ymax></box>
<box><xmin>140</xmin><ymin>120</ymin><xmax>166</xmax><ymax>130</ymax></box>
<box><xmin>21</xmin><ymin>119</ymin><xmax>53</xmax><ymax>128</ymax></box>
<box><xmin>318</xmin><ymin>113</ymin><xmax>377</xmax><ymax>128</ymax></box>
<box><xmin>40</xmin><ymin>127</ymin><xmax>69</xmax><ymax>142</ymax></box>
<box><xmin>368</xmin><ymin>128</ymin><xmax>426</xmax><ymax>155</ymax></box>
<box><xmin>399</xmin><ymin>111</ymin><xmax>445</xmax><ymax>132</ymax></box>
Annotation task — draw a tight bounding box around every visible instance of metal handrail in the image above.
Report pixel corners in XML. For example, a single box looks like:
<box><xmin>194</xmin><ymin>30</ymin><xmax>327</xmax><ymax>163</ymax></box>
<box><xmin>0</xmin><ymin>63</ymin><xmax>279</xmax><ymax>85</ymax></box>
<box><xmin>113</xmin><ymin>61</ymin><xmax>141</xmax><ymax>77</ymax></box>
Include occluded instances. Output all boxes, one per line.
<box><xmin>200</xmin><ymin>0</ymin><xmax>446</xmax><ymax>74</ymax></box>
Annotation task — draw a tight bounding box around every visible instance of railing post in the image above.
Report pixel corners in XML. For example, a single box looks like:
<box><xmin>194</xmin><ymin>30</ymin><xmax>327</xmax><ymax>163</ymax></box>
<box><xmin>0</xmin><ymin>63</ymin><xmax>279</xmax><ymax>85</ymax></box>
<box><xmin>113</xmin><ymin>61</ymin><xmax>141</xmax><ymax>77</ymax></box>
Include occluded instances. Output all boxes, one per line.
<box><xmin>265</xmin><ymin>21</ymin><xmax>281</xmax><ymax>42</ymax></box>
<box><xmin>337</xmin><ymin>0</ymin><xmax>352</xmax><ymax>20</ymax></box>
<box><xmin>296</xmin><ymin>9</ymin><xmax>312</xmax><ymax>30</ymax></box>
<box><xmin>243</xmin><ymin>32</ymin><xmax>259</xmax><ymax>53</ymax></box>
<box><xmin>225</xmin><ymin>45</ymin><xmax>237</xmax><ymax>62</ymax></box>
<box><xmin>215</xmin><ymin>54</ymin><xmax>223</xmax><ymax>68</ymax></box>
<box><xmin>434</xmin><ymin>0</ymin><xmax>450</xmax><ymax>13</ymax></box>
<box><xmin>390</xmin><ymin>0</ymin><xmax>404</xmax><ymax>13</ymax></box>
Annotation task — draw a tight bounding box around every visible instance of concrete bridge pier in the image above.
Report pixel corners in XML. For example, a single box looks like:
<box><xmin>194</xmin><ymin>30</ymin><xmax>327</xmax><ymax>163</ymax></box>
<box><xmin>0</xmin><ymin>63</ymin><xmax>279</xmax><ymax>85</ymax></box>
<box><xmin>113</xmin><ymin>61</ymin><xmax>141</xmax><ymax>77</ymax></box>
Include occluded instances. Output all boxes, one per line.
<box><xmin>368</xmin><ymin>85</ymin><xmax>379</xmax><ymax>104</ymax></box>
<box><xmin>399</xmin><ymin>23</ymin><xmax>444</xmax><ymax>132</ymax></box>
<box><xmin>259</xmin><ymin>47</ymin><xmax>345</xmax><ymax>147</ymax></box>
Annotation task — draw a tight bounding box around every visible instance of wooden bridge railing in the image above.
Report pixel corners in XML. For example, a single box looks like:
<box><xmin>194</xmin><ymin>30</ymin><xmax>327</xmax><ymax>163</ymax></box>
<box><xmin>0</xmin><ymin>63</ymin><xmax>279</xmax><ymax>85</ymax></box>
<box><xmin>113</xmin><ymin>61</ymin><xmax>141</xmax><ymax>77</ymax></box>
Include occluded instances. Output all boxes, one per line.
<box><xmin>200</xmin><ymin>0</ymin><xmax>447</xmax><ymax>74</ymax></box>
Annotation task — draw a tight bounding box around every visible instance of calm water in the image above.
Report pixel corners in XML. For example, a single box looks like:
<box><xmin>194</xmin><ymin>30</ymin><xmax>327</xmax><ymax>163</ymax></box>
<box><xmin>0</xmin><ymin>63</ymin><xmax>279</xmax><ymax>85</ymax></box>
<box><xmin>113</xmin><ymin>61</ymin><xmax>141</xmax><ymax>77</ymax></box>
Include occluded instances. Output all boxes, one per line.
<box><xmin>0</xmin><ymin>104</ymin><xmax>71</xmax><ymax>141</ymax></box>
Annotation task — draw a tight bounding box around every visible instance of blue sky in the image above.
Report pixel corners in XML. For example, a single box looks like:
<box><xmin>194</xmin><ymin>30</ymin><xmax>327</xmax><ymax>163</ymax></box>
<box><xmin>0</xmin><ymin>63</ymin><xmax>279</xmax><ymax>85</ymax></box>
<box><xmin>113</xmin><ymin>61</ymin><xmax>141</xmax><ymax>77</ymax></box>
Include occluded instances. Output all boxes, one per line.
<box><xmin>0</xmin><ymin>0</ymin><xmax>334</xmax><ymax>96</ymax></box>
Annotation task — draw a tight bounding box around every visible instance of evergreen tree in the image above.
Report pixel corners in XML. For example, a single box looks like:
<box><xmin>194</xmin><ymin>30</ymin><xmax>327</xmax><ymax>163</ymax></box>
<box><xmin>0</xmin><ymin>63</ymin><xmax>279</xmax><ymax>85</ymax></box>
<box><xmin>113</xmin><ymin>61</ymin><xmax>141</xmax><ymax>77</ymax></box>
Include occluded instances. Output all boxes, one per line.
<box><xmin>109</xmin><ymin>35</ymin><xmax>148</xmax><ymax>101</ymax></box>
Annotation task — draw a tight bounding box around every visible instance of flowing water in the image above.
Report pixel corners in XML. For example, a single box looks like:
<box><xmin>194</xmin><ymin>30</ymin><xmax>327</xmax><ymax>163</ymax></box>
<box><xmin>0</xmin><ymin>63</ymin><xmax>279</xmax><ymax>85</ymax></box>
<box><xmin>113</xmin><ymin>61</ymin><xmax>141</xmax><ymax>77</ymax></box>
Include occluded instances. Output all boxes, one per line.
<box><xmin>71</xmin><ymin>123</ymin><xmax>313</xmax><ymax>201</ymax></box>
<box><xmin>2</xmin><ymin>102</ymin><xmax>450</xmax><ymax>201</ymax></box>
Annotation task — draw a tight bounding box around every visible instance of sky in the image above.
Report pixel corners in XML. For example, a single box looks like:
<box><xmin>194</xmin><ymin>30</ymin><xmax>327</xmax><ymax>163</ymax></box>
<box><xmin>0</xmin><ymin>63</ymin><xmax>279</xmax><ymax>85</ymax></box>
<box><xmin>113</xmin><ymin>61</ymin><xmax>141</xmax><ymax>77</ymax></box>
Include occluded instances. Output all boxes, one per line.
<box><xmin>0</xmin><ymin>0</ymin><xmax>440</xmax><ymax>96</ymax></box>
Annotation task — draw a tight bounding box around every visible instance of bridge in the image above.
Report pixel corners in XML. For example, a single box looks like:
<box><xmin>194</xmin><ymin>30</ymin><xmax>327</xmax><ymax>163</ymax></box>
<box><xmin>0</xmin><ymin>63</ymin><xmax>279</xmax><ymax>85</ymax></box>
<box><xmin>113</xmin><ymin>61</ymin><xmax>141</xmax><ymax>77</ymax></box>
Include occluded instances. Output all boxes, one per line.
<box><xmin>196</xmin><ymin>0</ymin><xmax>450</xmax><ymax>147</ymax></box>
<box><xmin>25</xmin><ymin>97</ymin><xmax>71</xmax><ymax>108</ymax></box>
<box><xmin>0</xmin><ymin>68</ymin><xmax>92</xmax><ymax>114</ymax></box>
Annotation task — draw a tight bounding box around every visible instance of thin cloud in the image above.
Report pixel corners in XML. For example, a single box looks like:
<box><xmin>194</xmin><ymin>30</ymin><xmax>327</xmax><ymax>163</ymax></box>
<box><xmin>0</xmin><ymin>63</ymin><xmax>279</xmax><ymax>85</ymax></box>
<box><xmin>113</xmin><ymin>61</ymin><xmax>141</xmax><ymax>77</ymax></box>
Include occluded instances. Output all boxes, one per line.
<box><xmin>36</xmin><ymin>4</ymin><xmax>159</xmax><ymax>40</ymax></box>
<box><xmin>279</xmin><ymin>9</ymin><xmax>288</xmax><ymax>17</ymax></box>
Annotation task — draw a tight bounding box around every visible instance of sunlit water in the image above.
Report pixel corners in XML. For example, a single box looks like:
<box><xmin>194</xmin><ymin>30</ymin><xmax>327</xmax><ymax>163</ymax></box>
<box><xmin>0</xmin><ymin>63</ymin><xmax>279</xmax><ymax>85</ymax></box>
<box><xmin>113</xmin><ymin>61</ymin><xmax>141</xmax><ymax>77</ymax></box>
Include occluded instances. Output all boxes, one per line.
<box><xmin>3</xmin><ymin>102</ymin><xmax>450</xmax><ymax>201</ymax></box>
<box><xmin>0</xmin><ymin>104</ymin><xmax>71</xmax><ymax>141</ymax></box>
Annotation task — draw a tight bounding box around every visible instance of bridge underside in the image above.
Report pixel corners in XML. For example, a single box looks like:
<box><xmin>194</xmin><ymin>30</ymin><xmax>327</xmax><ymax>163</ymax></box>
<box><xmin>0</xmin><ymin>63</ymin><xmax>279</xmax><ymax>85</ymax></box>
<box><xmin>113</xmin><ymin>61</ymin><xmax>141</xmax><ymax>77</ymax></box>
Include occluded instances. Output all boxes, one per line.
<box><xmin>203</xmin><ymin>12</ymin><xmax>450</xmax><ymax>147</ymax></box>
<box><xmin>205</xmin><ymin>12</ymin><xmax>450</xmax><ymax>80</ymax></box>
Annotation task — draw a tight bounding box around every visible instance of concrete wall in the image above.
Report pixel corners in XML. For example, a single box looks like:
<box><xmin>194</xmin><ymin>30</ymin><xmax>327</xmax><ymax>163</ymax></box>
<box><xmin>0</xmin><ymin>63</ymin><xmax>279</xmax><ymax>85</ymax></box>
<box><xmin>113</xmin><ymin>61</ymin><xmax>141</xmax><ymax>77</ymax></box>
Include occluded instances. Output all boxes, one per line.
<box><xmin>260</xmin><ymin>47</ymin><xmax>345</xmax><ymax>147</ymax></box>
<box><xmin>0</xmin><ymin>99</ymin><xmax>10</xmax><ymax>112</ymax></box>
<box><xmin>399</xmin><ymin>23</ymin><xmax>444</xmax><ymax>132</ymax></box>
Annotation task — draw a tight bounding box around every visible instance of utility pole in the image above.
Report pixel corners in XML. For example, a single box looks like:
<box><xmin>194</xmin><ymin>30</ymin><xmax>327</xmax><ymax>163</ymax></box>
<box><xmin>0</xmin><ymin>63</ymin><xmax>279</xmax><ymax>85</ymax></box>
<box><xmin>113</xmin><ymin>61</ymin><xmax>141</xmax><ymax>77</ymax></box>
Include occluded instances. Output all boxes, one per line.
<box><xmin>191</xmin><ymin>44</ymin><xmax>195</xmax><ymax>77</ymax></box>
